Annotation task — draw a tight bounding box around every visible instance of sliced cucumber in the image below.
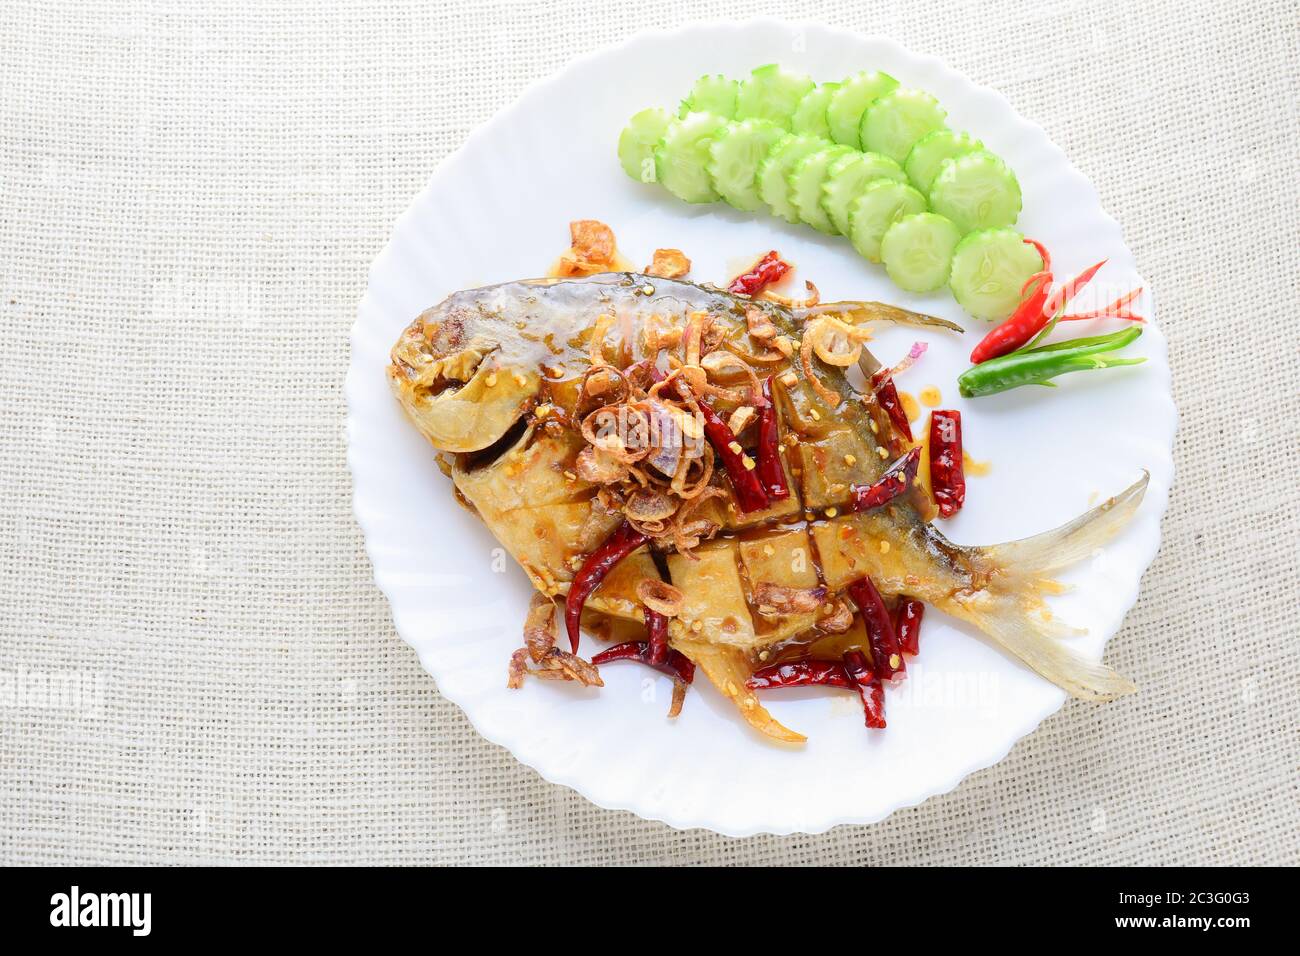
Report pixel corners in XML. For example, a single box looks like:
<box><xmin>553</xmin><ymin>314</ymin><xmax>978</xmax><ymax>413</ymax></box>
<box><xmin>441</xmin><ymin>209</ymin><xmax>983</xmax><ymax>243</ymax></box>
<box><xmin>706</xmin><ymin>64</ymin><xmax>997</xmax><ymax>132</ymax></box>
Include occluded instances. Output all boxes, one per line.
<box><xmin>654</xmin><ymin>111</ymin><xmax>729</xmax><ymax>204</ymax></box>
<box><xmin>948</xmin><ymin>228</ymin><xmax>1044</xmax><ymax>320</ymax></box>
<box><xmin>880</xmin><ymin>213</ymin><xmax>962</xmax><ymax>293</ymax></box>
<box><xmin>848</xmin><ymin>179</ymin><xmax>928</xmax><ymax>263</ymax></box>
<box><xmin>790</xmin><ymin>82</ymin><xmax>839</xmax><ymax>139</ymax></box>
<box><xmin>788</xmin><ymin>145</ymin><xmax>853</xmax><ymax>234</ymax></box>
<box><xmin>618</xmin><ymin>107</ymin><xmax>671</xmax><ymax>183</ymax></box>
<box><xmin>679</xmin><ymin>74</ymin><xmax>738</xmax><ymax>119</ymax></box>
<box><xmin>860</xmin><ymin>88</ymin><xmax>948</xmax><ymax>164</ymax></box>
<box><xmin>735</xmin><ymin>64</ymin><xmax>815</xmax><ymax>130</ymax></box>
<box><xmin>707</xmin><ymin>119</ymin><xmax>788</xmax><ymax>211</ymax></box>
<box><xmin>826</xmin><ymin>71</ymin><xmax>899</xmax><ymax>148</ymax></box>
<box><xmin>820</xmin><ymin>151</ymin><xmax>906</xmax><ymax>235</ymax></box>
<box><xmin>758</xmin><ymin>133</ymin><xmax>827</xmax><ymax>223</ymax></box>
<box><xmin>905</xmin><ymin>129</ymin><xmax>983</xmax><ymax>194</ymax></box>
<box><xmin>928</xmin><ymin>149</ymin><xmax>1022</xmax><ymax>234</ymax></box>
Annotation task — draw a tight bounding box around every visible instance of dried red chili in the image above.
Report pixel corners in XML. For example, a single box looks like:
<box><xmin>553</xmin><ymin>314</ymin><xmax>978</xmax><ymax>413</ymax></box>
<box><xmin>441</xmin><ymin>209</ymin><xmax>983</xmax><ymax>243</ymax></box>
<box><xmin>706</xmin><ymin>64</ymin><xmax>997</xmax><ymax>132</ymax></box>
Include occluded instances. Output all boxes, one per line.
<box><xmin>870</xmin><ymin>372</ymin><xmax>912</xmax><ymax>442</ymax></box>
<box><xmin>842</xmin><ymin>650</ymin><xmax>886</xmax><ymax>729</ymax></box>
<box><xmin>756</xmin><ymin>377</ymin><xmax>790</xmax><ymax>502</ymax></box>
<box><xmin>745</xmin><ymin>658</ymin><xmax>852</xmax><ymax>690</ymax></box>
<box><xmin>894</xmin><ymin>597</ymin><xmax>925</xmax><ymax>656</ymax></box>
<box><xmin>928</xmin><ymin>409</ymin><xmax>965</xmax><ymax>519</ymax></box>
<box><xmin>727</xmin><ymin>250</ymin><xmax>791</xmax><ymax>297</ymax></box>
<box><xmin>591</xmin><ymin>638</ymin><xmax>695</xmax><ymax>717</ymax></box>
<box><xmin>848</xmin><ymin>576</ymin><xmax>905</xmax><ymax>680</ymax></box>
<box><xmin>645</xmin><ymin>607</ymin><xmax>669</xmax><ymax>666</ymax></box>
<box><xmin>563</xmin><ymin>520</ymin><xmax>648</xmax><ymax>653</ymax></box>
<box><xmin>591</xmin><ymin>639</ymin><xmax>695</xmax><ymax>683</ymax></box>
<box><xmin>850</xmin><ymin>446</ymin><xmax>920</xmax><ymax>513</ymax></box>
<box><xmin>747</xmin><ymin>654</ymin><xmax>886</xmax><ymax>729</ymax></box>
<box><xmin>688</xmin><ymin>387</ymin><xmax>770</xmax><ymax>513</ymax></box>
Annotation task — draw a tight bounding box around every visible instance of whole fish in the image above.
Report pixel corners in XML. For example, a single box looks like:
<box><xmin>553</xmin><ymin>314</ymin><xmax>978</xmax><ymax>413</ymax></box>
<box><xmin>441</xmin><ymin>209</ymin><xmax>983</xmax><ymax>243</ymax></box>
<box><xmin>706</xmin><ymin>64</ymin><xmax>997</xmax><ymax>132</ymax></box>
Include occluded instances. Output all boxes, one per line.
<box><xmin>388</xmin><ymin>272</ymin><xmax>1145</xmax><ymax>742</ymax></box>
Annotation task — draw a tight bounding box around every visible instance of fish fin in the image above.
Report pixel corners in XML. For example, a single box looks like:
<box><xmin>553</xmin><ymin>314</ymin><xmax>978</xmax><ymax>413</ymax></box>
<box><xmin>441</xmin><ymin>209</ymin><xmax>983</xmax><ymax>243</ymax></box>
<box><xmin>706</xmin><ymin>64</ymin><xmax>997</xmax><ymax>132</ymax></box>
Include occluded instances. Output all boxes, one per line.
<box><xmin>944</xmin><ymin>473</ymin><xmax>1149</xmax><ymax>702</ymax></box>
<box><xmin>793</xmin><ymin>301</ymin><xmax>965</xmax><ymax>333</ymax></box>
<box><xmin>675</xmin><ymin>640</ymin><xmax>807</xmax><ymax>744</ymax></box>
<box><xmin>956</xmin><ymin>594</ymin><xmax>1137</xmax><ymax>701</ymax></box>
<box><xmin>978</xmin><ymin>472</ymin><xmax>1148</xmax><ymax>576</ymax></box>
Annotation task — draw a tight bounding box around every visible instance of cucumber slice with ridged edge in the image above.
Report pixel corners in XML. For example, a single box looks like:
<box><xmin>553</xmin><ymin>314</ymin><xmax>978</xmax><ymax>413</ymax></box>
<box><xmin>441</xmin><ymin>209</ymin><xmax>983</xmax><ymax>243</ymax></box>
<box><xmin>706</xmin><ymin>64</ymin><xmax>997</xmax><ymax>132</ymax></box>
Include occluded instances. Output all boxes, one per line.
<box><xmin>826</xmin><ymin>71</ymin><xmax>898</xmax><ymax>148</ymax></box>
<box><xmin>928</xmin><ymin>150</ymin><xmax>1022</xmax><ymax>233</ymax></box>
<box><xmin>707</xmin><ymin>120</ymin><xmax>787</xmax><ymax>211</ymax></box>
<box><xmin>880</xmin><ymin>213</ymin><xmax>962</xmax><ymax>292</ymax></box>
<box><xmin>820</xmin><ymin>150</ymin><xmax>906</xmax><ymax>235</ymax></box>
<box><xmin>861</xmin><ymin>88</ymin><xmax>948</xmax><ymax>164</ymax></box>
<box><xmin>788</xmin><ymin>144</ymin><xmax>853</xmax><ymax>234</ymax></box>
<box><xmin>790</xmin><ymin>82</ymin><xmax>839</xmax><ymax>139</ymax></box>
<box><xmin>948</xmin><ymin>227</ymin><xmax>1044</xmax><ymax>320</ymax></box>
<box><xmin>654</xmin><ymin>111</ymin><xmax>729</xmax><ymax>204</ymax></box>
<box><xmin>848</xmin><ymin>179</ymin><xmax>928</xmax><ymax>263</ymax></box>
<box><xmin>618</xmin><ymin>107</ymin><xmax>671</xmax><ymax>183</ymax></box>
<box><xmin>905</xmin><ymin>129</ymin><xmax>983</xmax><ymax>194</ymax></box>
<box><xmin>679</xmin><ymin>74</ymin><xmax>738</xmax><ymax>119</ymax></box>
<box><xmin>735</xmin><ymin>64</ymin><xmax>815</xmax><ymax>130</ymax></box>
<box><xmin>758</xmin><ymin>133</ymin><xmax>827</xmax><ymax>223</ymax></box>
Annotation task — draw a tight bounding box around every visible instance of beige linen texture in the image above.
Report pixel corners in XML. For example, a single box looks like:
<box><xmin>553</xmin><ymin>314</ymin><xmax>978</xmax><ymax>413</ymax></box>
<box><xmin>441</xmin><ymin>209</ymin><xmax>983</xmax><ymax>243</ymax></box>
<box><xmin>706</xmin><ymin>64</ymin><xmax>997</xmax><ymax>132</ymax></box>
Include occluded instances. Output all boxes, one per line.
<box><xmin>1</xmin><ymin>0</ymin><xmax>1296</xmax><ymax>865</ymax></box>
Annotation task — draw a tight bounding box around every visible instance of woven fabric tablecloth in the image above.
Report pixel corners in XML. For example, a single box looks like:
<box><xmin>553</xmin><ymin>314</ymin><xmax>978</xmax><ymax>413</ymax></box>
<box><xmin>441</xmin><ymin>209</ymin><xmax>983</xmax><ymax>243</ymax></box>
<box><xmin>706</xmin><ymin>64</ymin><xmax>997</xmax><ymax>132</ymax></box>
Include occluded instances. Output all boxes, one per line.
<box><xmin>1</xmin><ymin>0</ymin><xmax>1296</xmax><ymax>866</ymax></box>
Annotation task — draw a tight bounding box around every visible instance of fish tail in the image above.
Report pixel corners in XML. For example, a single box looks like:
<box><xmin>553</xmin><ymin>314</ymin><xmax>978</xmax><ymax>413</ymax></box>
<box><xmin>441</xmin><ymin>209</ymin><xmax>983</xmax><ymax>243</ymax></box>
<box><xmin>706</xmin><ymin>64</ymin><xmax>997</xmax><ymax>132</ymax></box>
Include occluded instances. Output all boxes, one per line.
<box><xmin>947</xmin><ymin>473</ymin><xmax>1149</xmax><ymax>702</ymax></box>
<box><xmin>978</xmin><ymin>471</ymin><xmax>1148</xmax><ymax>576</ymax></box>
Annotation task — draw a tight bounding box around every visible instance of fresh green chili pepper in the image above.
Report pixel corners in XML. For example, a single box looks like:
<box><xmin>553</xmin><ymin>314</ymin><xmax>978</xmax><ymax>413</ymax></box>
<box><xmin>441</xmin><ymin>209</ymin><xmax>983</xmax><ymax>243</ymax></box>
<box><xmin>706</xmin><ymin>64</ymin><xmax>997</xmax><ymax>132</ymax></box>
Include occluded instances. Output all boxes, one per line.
<box><xmin>957</xmin><ymin>326</ymin><xmax>1146</xmax><ymax>398</ymax></box>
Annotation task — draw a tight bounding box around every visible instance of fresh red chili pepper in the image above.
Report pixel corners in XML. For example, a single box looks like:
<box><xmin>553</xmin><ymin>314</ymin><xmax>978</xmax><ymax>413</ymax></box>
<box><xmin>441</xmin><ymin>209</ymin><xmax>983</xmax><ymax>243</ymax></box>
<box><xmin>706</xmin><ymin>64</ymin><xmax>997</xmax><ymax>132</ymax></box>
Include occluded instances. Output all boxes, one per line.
<box><xmin>968</xmin><ymin>238</ymin><xmax>1056</xmax><ymax>364</ymax></box>
<box><xmin>564</xmin><ymin>520</ymin><xmax>648</xmax><ymax>653</ymax></box>
<box><xmin>842</xmin><ymin>650</ymin><xmax>886</xmax><ymax>729</ymax></box>
<box><xmin>645</xmin><ymin>607</ymin><xmax>669</xmax><ymax>666</ymax></box>
<box><xmin>686</xmin><ymin>386</ymin><xmax>770</xmax><ymax>513</ymax></box>
<box><xmin>756</xmin><ymin>377</ymin><xmax>790</xmax><ymax>502</ymax></box>
<box><xmin>727</xmin><ymin>250</ymin><xmax>791</xmax><ymax>297</ymax></box>
<box><xmin>1060</xmin><ymin>286</ymin><xmax>1145</xmax><ymax>322</ymax></box>
<box><xmin>969</xmin><ymin>269</ymin><xmax>1053</xmax><ymax>364</ymax></box>
<box><xmin>745</xmin><ymin>658</ymin><xmax>852</xmax><ymax>690</ymax></box>
<box><xmin>893</xmin><ymin>597</ymin><xmax>925</xmax><ymax>656</ymax></box>
<box><xmin>1043</xmin><ymin>258</ymin><xmax>1106</xmax><ymax>316</ymax></box>
<box><xmin>870</xmin><ymin>372</ymin><xmax>912</xmax><ymax>442</ymax></box>
<box><xmin>928</xmin><ymin>409</ymin><xmax>965</xmax><ymax>519</ymax></box>
<box><xmin>850</xmin><ymin>446</ymin><xmax>921</xmax><ymax>513</ymax></box>
<box><xmin>971</xmin><ymin>239</ymin><xmax>1142</xmax><ymax>364</ymax></box>
<box><xmin>591</xmin><ymin>639</ymin><xmax>695</xmax><ymax>685</ymax></box>
<box><xmin>848</xmin><ymin>577</ymin><xmax>905</xmax><ymax>680</ymax></box>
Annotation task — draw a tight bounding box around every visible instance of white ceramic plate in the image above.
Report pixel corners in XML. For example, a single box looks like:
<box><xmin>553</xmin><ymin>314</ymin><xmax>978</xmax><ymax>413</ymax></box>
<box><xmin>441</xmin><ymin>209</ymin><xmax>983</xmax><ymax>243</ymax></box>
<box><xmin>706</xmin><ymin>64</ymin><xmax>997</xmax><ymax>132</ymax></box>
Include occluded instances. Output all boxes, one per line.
<box><xmin>347</xmin><ymin>20</ymin><xmax>1176</xmax><ymax>836</ymax></box>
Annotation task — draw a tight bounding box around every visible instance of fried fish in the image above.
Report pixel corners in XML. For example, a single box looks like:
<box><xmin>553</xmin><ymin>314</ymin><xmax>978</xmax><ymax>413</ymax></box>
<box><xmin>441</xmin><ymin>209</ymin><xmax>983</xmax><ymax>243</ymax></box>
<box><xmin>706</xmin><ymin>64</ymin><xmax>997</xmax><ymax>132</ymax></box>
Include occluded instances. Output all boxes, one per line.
<box><xmin>388</xmin><ymin>272</ymin><xmax>1145</xmax><ymax>742</ymax></box>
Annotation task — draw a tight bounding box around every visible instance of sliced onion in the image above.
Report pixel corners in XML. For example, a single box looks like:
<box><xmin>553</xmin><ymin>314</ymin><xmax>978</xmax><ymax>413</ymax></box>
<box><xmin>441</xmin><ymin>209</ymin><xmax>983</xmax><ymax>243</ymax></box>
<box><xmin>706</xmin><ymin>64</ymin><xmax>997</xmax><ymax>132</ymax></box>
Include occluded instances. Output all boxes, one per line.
<box><xmin>727</xmin><ymin>405</ymin><xmax>756</xmax><ymax>436</ymax></box>
<box><xmin>806</xmin><ymin>316</ymin><xmax>871</xmax><ymax>367</ymax></box>
<box><xmin>818</xmin><ymin>599</ymin><xmax>853</xmax><ymax>633</ymax></box>
<box><xmin>636</xmin><ymin>578</ymin><xmax>685</xmax><ymax>617</ymax></box>
<box><xmin>758</xmin><ymin>280</ymin><xmax>820</xmax><ymax>309</ymax></box>
<box><xmin>587</xmin><ymin>313</ymin><xmax>615</xmax><ymax>365</ymax></box>
<box><xmin>875</xmin><ymin>341</ymin><xmax>928</xmax><ymax>384</ymax></box>
<box><xmin>575</xmin><ymin>445</ymin><xmax>629</xmax><ymax>483</ymax></box>
<box><xmin>523</xmin><ymin>592</ymin><xmax>558</xmax><ymax>662</ymax></box>
<box><xmin>752</xmin><ymin>583</ymin><xmax>828</xmax><ymax>616</ymax></box>
<box><xmin>580</xmin><ymin>404</ymin><xmax>651</xmax><ymax>463</ymax></box>
<box><xmin>800</xmin><ymin>327</ymin><xmax>843</xmax><ymax>408</ymax></box>
<box><xmin>625</xmin><ymin>487</ymin><xmax>677</xmax><ymax>523</ymax></box>
<box><xmin>745</xmin><ymin>306</ymin><xmax>778</xmax><ymax>342</ymax></box>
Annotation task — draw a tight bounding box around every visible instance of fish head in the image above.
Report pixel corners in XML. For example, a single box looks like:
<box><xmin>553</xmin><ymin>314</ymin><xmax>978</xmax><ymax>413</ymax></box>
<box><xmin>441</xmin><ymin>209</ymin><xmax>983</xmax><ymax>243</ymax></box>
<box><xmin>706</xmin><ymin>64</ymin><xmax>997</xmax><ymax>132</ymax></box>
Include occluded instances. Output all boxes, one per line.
<box><xmin>387</xmin><ymin>301</ymin><xmax>541</xmax><ymax>453</ymax></box>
